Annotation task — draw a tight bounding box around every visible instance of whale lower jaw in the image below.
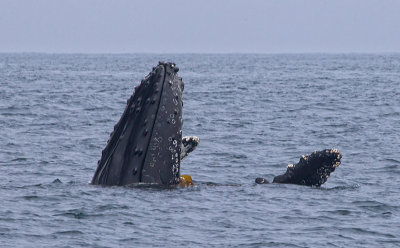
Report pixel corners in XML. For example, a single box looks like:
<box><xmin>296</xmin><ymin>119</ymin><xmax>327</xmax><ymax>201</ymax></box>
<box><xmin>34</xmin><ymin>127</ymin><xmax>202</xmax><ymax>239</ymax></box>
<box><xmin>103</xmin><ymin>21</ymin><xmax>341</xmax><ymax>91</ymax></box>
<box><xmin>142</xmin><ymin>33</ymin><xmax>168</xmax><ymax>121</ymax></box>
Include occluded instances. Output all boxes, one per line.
<box><xmin>91</xmin><ymin>62</ymin><xmax>184</xmax><ymax>186</ymax></box>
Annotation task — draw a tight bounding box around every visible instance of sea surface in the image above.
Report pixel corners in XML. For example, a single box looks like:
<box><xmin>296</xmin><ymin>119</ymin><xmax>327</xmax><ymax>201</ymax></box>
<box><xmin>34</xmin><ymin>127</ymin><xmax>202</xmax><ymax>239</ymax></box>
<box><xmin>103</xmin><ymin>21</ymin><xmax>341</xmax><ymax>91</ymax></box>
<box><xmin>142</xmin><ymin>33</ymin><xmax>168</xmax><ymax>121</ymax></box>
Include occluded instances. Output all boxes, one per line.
<box><xmin>0</xmin><ymin>53</ymin><xmax>399</xmax><ymax>247</ymax></box>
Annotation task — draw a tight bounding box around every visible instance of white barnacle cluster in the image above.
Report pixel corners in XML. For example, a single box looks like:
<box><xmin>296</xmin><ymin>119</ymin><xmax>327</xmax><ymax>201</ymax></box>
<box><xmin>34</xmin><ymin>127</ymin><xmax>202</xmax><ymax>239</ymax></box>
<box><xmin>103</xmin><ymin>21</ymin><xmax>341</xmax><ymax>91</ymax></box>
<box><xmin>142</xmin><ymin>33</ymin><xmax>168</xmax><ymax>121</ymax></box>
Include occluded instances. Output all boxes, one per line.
<box><xmin>329</xmin><ymin>148</ymin><xmax>341</xmax><ymax>167</ymax></box>
<box><xmin>170</xmin><ymin>113</ymin><xmax>176</xmax><ymax>125</ymax></box>
<box><xmin>180</xmin><ymin>136</ymin><xmax>200</xmax><ymax>160</ymax></box>
<box><xmin>165</xmin><ymin>87</ymin><xmax>180</xmax><ymax>126</ymax></box>
<box><xmin>287</xmin><ymin>164</ymin><xmax>295</xmax><ymax>168</ymax></box>
<box><xmin>169</xmin><ymin>136</ymin><xmax>180</xmax><ymax>176</ymax></box>
<box><xmin>182</xmin><ymin>136</ymin><xmax>200</xmax><ymax>144</ymax></box>
<box><xmin>172</xmin><ymin>162</ymin><xmax>179</xmax><ymax>177</ymax></box>
<box><xmin>331</xmin><ymin>148</ymin><xmax>339</xmax><ymax>153</ymax></box>
<box><xmin>172</xmin><ymin>98</ymin><xmax>178</xmax><ymax>107</ymax></box>
<box><xmin>149</xmin><ymin>136</ymin><xmax>162</xmax><ymax>168</ymax></box>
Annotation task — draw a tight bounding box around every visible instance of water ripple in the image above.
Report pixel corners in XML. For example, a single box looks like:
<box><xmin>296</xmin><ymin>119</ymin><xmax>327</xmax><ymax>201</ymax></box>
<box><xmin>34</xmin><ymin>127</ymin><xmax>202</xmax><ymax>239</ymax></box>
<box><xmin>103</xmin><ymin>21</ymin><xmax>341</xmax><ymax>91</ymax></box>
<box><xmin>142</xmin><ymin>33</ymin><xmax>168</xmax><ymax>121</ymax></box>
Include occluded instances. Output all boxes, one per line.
<box><xmin>1</xmin><ymin>53</ymin><xmax>400</xmax><ymax>247</ymax></box>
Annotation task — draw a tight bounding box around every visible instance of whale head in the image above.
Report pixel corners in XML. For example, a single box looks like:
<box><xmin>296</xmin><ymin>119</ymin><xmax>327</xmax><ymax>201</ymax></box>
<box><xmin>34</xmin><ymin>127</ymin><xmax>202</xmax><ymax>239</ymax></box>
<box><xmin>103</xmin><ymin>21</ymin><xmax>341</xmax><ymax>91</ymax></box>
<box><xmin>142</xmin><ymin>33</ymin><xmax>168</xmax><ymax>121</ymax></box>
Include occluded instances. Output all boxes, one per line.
<box><xmin>92</xmin><ymin>62</ymin><xmax>184</xmax><ymax>186</ymax></box>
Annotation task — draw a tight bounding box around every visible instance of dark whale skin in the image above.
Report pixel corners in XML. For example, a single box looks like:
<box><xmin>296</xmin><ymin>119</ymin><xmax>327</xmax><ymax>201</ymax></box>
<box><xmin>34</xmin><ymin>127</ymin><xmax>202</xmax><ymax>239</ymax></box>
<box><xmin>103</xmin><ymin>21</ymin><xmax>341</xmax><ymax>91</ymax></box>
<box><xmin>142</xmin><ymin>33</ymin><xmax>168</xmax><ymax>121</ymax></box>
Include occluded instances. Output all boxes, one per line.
<box><xmin>91</xmin><ymin>62</ymin><xmax>183</xmax><ymax>186</ymax></box>
<box><xmin>255</xmin><ymin>149</ymin><xmax>342</xmax><ymax>187</ymax></box>
<box><xmin>272</xmin><ymin>149</ymin><xmax>342</xmax><ymax>186</ymax></box>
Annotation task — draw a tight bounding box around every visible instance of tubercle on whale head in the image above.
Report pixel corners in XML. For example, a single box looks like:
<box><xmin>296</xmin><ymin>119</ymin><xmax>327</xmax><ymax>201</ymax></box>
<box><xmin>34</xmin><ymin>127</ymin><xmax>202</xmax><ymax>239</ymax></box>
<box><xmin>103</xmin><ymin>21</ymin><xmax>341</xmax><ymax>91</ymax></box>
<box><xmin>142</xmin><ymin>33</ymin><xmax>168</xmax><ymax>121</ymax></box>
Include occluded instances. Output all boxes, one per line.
<box><xmin>91</xmin><ymin>62</ymin><xmax>184</xmax><ymax>186</ymax></box>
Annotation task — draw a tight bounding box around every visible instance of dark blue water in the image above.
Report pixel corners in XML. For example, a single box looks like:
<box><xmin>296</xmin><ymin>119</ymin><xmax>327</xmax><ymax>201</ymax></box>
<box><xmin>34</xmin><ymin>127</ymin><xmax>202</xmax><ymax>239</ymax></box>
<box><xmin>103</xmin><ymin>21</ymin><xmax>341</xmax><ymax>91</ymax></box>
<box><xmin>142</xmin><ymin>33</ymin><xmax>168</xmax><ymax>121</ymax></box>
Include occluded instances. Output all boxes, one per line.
<box><xmin>0</xmin><ymin>53</ymin><xmax>399</xmax><ymax>247</ymax></box>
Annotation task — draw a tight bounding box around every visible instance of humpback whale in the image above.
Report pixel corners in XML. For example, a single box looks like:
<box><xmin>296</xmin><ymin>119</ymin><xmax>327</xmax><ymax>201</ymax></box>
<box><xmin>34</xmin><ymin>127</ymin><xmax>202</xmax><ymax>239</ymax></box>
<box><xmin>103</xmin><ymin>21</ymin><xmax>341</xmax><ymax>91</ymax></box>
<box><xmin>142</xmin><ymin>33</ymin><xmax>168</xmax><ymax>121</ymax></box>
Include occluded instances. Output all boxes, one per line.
<box><xmin>255</xmin><ymin>149</ymin><xmax>342</xmax><ymax>186</ymax></box>
<box><xmin>91</xmin><ymin>62</ymin><xmax>198</xmax><ymax>186</ymax></box>
<box><xmin>91</xmin><ymin>62</ymin><xmax>341</xmax><ymax>188</ymax></box>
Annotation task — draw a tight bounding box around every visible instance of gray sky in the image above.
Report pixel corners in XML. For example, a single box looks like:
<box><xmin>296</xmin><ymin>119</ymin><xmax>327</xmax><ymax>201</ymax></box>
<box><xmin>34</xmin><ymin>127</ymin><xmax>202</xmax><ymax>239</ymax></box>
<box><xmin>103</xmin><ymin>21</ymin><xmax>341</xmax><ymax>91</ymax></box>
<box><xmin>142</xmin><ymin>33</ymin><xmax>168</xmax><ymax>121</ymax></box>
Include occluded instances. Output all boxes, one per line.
<box><xmin>1</xmin><ymin>0</ymin><xmax>400</xmax><ymax>53</ymax></box>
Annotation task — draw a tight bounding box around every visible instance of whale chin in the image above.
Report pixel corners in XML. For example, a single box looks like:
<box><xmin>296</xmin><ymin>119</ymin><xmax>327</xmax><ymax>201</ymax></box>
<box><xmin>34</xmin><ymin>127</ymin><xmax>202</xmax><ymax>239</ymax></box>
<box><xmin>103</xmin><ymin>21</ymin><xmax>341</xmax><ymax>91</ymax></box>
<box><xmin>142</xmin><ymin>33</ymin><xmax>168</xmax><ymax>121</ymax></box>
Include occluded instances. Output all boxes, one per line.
<box><xmin>91</xmin><ymin>62</ymin><xmax>184</xmax><ymax>186</ymax></box>
<box><xmin>272</xmin><ymin>149</ymin><xmax>342</xmax><ymax>186</ymax></box>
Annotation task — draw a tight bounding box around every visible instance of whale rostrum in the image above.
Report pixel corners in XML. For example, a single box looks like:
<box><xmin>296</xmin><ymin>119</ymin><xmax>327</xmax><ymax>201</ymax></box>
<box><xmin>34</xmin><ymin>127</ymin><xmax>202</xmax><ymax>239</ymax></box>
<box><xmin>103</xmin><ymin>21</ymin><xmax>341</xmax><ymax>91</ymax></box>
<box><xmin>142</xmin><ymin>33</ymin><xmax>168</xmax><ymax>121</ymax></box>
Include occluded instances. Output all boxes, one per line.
<box><xmin>92</xmin><ymin>62</ymin><xmax>185</xmax><ymax>186</ymax></box>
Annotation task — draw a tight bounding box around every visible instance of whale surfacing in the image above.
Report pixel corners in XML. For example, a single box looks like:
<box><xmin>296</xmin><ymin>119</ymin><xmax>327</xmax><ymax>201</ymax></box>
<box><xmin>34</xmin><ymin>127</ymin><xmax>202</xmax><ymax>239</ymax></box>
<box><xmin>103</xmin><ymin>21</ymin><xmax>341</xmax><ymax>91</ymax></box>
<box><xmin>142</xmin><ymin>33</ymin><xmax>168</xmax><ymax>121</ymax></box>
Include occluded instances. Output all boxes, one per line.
<box><xmin>256</xmin><ymin>149</ymin><xmax>342</xmax><ymax>186</ymax></box>
<box><xmin>91</xmin><ymin>62</ymin><xmax>184</xmax><ymax>186</ymax></box>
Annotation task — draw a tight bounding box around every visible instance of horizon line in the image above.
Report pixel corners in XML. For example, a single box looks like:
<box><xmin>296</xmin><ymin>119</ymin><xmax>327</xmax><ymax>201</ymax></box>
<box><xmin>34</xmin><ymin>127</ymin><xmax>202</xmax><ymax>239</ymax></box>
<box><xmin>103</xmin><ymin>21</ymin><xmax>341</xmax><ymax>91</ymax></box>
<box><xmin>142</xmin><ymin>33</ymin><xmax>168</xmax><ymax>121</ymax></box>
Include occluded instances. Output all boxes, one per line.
<box><xmin>1</xmin><ymin>51</ymin><xmax>400</xmax><ymax>55</ymax></box>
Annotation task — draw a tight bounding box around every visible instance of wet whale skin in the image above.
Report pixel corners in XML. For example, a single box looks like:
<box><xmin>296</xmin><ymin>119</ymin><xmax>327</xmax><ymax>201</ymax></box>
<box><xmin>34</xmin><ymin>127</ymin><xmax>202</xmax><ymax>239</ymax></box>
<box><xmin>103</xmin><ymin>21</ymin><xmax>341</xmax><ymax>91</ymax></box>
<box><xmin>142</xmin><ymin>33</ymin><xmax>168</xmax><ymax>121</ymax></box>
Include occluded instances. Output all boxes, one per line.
<box><xmin>91</xmin><ymin>62</ymin><xmax>183</xmax><ymax>186</ymax></box>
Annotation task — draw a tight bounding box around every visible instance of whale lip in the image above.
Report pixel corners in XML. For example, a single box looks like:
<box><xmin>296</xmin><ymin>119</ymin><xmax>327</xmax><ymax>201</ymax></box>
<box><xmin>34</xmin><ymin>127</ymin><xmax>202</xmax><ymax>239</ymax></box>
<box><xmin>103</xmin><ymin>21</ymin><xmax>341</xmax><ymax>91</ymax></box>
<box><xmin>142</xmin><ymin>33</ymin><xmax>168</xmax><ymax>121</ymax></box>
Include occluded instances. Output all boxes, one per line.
<box><xmin>91</xmin><ymin>62</ymin><xmax>184</xmax><ymax>186</ymax></box>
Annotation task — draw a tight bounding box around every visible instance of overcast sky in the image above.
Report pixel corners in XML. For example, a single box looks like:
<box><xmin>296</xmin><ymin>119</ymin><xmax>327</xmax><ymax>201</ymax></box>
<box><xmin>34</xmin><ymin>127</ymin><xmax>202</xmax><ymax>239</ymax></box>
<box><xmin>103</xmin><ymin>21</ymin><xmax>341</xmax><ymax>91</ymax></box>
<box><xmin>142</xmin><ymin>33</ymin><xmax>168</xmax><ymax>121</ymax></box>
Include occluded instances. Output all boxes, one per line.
<box><xmin>1</xmin><ymin>0</ymin><xmax>400</xmax><ymax>53</ymax></box>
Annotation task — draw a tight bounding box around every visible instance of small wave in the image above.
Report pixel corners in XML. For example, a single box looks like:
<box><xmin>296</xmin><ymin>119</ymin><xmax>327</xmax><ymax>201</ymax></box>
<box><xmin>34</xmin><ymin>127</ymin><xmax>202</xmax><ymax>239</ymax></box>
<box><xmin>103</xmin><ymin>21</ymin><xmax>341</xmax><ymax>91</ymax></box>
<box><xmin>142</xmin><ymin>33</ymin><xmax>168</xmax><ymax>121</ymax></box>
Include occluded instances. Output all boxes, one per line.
<box><xmin>330</xmin><ymin>209</ymin><xmax>352</xmax><ymax>216</ymax></box>
<box><xmin>52</xmin><ymin>178</ymin><xmax>62</xmax><ymax>184</ymax></box>
<box><xmin>340</xmin><ymin>227</ymin><xmax>397</xmax><ymax>238</ymax></box>
<box><xmin>96</xmin><ymin>204</ymin><xmax>129</xmax><ymax>211</ymax></box>
<box><xmin>323</xmin><ymin>184</ymin><xmax>361</xmax><ymax>191</ymax></box>
<box><xmin>385</xmin><ymin>158</ymin><xmax>400</xmax><ymax>164</ymax></box>
<box><xmin>14</xmin><ymin>183</ymin><xmax>44</xmax><ymax>189</ymax></box>
<box><xmin>22</xmin><ymin>195</ymin><xmax>40</xmax><ymax>200</ymax></box>
<box><xmin>54</xmin><ymin>211</ymin><xmax>88</xmax><ymax>219</ymax></box>
<box><xmin>352</xmin><ymin>200</ymin><xmax>394</xmax><ymax>213</ymax></box>
<box><xmin>196</xmin><ymin>181</ymin><xmax>242</xmax><ymax>187</ymax></box>
<box><xmin>11</xmin><ymin>157</ymin><xmax>27</xmax><ymax>162</ymax></box>
<box><xmin>52</xmin><ymin>230</ymin><xmax>84</xmax><ymax>235</ymax></box>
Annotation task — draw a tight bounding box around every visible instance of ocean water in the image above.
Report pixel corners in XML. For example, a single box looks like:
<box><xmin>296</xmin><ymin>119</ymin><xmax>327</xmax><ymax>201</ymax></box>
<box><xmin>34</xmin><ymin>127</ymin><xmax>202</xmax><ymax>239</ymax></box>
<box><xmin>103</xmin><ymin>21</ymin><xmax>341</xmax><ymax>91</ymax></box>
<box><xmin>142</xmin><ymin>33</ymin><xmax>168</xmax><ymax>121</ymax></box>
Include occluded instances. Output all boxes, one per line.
<box><xmin>0</xmin><ymin>53</ymin><xmax>399</xmax><ymax>247</ymax></box>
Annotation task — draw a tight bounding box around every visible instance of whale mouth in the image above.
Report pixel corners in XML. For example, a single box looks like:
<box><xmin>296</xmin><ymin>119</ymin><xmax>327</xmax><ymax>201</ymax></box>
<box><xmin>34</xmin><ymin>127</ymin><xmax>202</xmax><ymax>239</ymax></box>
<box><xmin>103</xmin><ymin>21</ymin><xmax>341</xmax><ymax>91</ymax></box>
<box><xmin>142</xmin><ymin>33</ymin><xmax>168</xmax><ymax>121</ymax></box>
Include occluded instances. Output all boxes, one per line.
<box><xmin>91</xmin><ymin>62</ymin><xmax>184</xmax><ymax>186</ymax></box>
<box><xmin>272</xmin><ymin>149</ymin><xmax>342</xmax><ymax>186</ymax></box>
